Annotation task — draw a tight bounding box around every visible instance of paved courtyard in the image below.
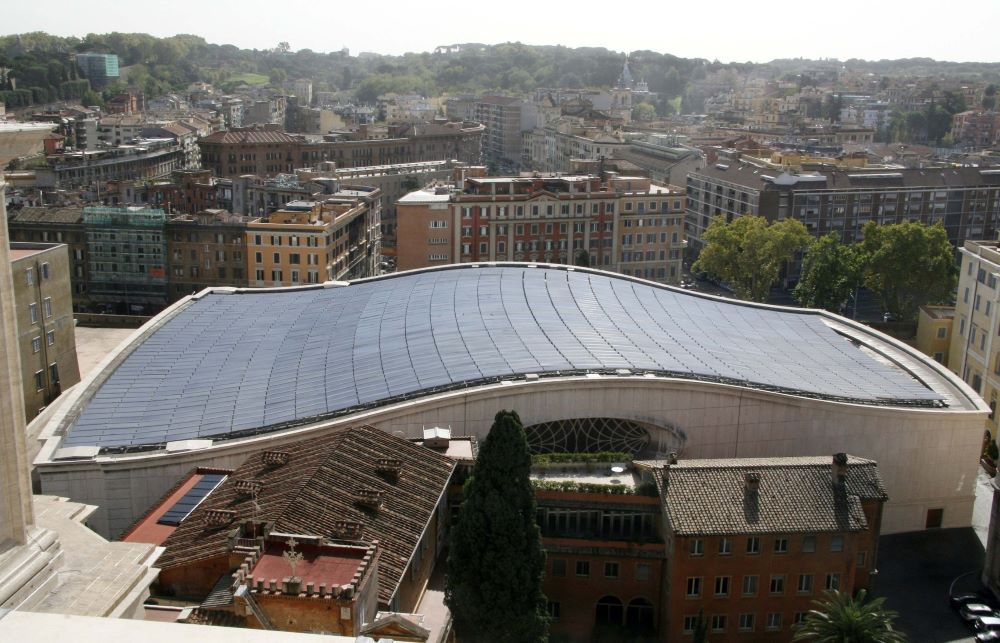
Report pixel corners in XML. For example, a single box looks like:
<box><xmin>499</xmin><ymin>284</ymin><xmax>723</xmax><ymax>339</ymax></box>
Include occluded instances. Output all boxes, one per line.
<box><xmin>875</xmin><ymin>470</ymin><xmax>994</xmax><ymax>642</ymax></box>
<box><xmin>73</xmin><ymin>326</ymin><xmax>135</xmax><ymax>379</ymax></box>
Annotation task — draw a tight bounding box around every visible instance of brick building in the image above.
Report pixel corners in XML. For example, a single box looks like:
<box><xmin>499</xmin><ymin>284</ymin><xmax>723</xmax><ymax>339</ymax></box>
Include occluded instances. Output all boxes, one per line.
<box><xmin>125</xmin><ymin>424</ymin><xmax>456</xmax><ymax>634</ymax></box>
<box><xmin>396</xmin><ymin>173</ymin><xmax>686</xmax><ymax>283</ymax></box>
<box><xmin>199</xmin><ymin>121</ymin><xmax>484</xmax><ymax>178</ymax></box>
<box><xmin>653</xmin><ymin>454</ymin><xmax>885</xmax><ymax>641</ymax></box>
<box><xmin>166</xmin><ymin>209</ymin><xmax>252</xmax><ymax>299</ymax></box>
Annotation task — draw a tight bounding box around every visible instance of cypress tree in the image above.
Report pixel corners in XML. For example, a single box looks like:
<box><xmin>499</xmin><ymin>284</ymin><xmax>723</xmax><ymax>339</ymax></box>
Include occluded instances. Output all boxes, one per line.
<box><xmin>445</xmin><ymin>409</ymin><xmax>548</xmax><ymax>643</ymax></box>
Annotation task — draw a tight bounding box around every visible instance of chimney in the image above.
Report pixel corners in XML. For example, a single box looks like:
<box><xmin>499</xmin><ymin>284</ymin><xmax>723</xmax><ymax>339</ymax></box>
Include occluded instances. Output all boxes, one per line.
<box><xmin>832</xmin><ymin>453</ymin><xmax>849</xmax><ymax>485</ymax></box>
<box><xmin>744</xmin><ymin>472</ymin><xmax>761</xmax><ymax>494</ymax></box>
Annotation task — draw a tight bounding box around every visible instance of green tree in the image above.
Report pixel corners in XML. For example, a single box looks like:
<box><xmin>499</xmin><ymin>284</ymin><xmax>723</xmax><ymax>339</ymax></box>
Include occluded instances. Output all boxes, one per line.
<box><xmin>794</xmin><ymin>234</ymin><xmax>862</xmax><ymax>312</ymax></box>
<box><xmin>792</xmin><ymin>589</ymin><xmax>906</xmax><ymax>642</ymax></box>
<box><xmin>692</xmin><ymin>215</ymin><xmax>811</xmax><ymax>302</ymax></box>
<box><xmin>692</xmin><ymin>608</ymin><xmax>709</xmax><ymax>643</ymax></box>
<box><xmin>859</xmin><ymin>221</ymin><xmax>956</xmax><ymax>321</ymax></box>
<box><xmin>574</xmin><ymin>250</ymin><xmax>591</xmax><ymax>267</ymax></box>
<box><xmin>632</xmin><ymin>102</ymin><xmax>657</xmax><ymax>122</ymax></box>
<box><xmin>446</xmin><ymin>410</ymin><xmax>548</xmax><ymax>643</ymax></box>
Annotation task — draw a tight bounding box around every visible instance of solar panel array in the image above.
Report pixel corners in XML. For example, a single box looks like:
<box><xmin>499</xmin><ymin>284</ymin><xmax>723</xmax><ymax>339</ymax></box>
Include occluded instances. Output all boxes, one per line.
<box><xmin>156</xmin><ymin>473</ymin><xmax>227</xmax><ymax>525</ymax></box>
<box><xmin>63</xmin><ymin>266</ymin><xmax>942</xmax><ymax>449</ymax></box>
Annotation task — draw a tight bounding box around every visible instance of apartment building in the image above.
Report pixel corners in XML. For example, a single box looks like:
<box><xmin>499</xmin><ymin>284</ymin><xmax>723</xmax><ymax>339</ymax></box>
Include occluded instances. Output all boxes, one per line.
<box><xmin>6</xmin><ymin>207</ymin><xmax>90</xmax><ymax>308</ymax></box>
<box><xmin>199</xmin><ymin>121</ymin><xmax>484</xmax><ymax>178</ymax></box>
<box><xmin>686</xmin><ymin>163</ymin><xmax>1000</xmax><ymax>254</ymax></box>
<box><xmin>166</xmin><ymin>210</ymin><xmax>252</xmax><ymax>299</ymax></box>
<box><xmin>657</xmin><ymin>454</ymin><xmax>885</xmax><ymax>641</ymax></box>
<box><xmin>247</xmin><ymin>186</ymin><xmax>381</xmax><ymax>286</ymax></box>
<box><xmin>949</xmin><ymin>240</ymin><xmax>1000</xmax><ymax>434</ymax></box>
<box><xmin>396</xmin><ymin>173</ymin><xmax>686</xmax><ymax>284</ymax></box>
<box><xmin>8</xmin><ymin>242</ymin><xmax>80</xmax><ymax>420</ymax></box>
<box><xmin>82</xmin><ymin>206</ymin><xmax>169</xmax><ymax>313</ymax></box>
<box><xmin>474</xmin><ymin>96</ymin><xmax>536</xmax><ymax>173</ymax></box>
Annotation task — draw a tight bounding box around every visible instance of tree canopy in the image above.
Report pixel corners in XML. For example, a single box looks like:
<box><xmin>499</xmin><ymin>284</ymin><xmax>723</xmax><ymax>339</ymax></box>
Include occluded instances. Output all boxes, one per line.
<box><xmin>792</xmin><ymin>589</ymin><xmax>906</xmax><ymax>642</ymax></box>
<box><xmin>445</xmin><ymin>410</ymin><xmax>548</xmax><ymax>643</ymax></box>
<box><xmin>794</xmin><ymin>234</ymin><xmax>862</xmax><ymax>312</ymax></box>
<box><xmin>692</xmin><ymin>215</ymin><xmax>811</xmax><ymax>302</ymax></box>
<box><xmin>859</xmin><ymin>221</ymin><xmax>956</xmax><ymax>321</ymax></box>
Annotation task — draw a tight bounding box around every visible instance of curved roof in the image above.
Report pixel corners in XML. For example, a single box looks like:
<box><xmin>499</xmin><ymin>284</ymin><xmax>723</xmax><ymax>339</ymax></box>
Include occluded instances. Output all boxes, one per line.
<box><xmin>62</xmin><ymin>265</ymin><xmax>942</xmax><ymax>450</ymax></box>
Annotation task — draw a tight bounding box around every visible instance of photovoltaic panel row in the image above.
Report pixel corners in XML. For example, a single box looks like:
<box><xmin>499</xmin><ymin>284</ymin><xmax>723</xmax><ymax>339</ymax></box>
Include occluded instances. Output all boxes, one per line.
<box><xmin>156</xmin><ymin>473</ymin><xmax>227</xmax><ymax>526</ymax></box>
<box><xmin>62</xmin><ymin>266</ymin><xmax>943</xmax><ymax>449</ymax></box>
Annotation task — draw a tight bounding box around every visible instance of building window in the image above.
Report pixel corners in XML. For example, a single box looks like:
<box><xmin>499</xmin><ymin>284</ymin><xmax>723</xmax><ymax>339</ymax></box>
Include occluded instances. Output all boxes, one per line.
<box><xmin>738</xmin><ymin>613</ymin><xmax>755</xmax><ymax>632</ymax></box>
<box><xmin>690</xmin><ymin>538</ymin><xmax>704</xmax><ymax>556</ymax></box>
<box><xmin>46</xmin><ymin>330</ymin><xmax>55</xmax><ymax>346</ymax></box>
<box><xmin>794</xmin><ymin>612</ymin><xmax>808</xmax><ymax>626</ymax></box>
<box><xmin>742</xmin><ymin>575</ymin><xmax>758</xmax><ymax>596</ymax></box>
<box><xmin>32</xmin><ymin>337</ymin><xmax>41</xmax><ymax>353</ymax></box>
<box><xmin>798</xmin><ymin>574</ymin><xmax>813</xmax><ymax>594</ymax></box>
<box><xmin>34</xmin><ymin>370</ymin><xmax>44</xmax><ymax>391</ymax></box>
<box><xmin>774</xmin><ymin>537</ymin><xmax>788</xmax><ymax>554</ymax></box>
<box><xmin>746</xmin><ymin>536</ymin><xmax>760</xmax><ymax>554</ymax></box>
<box><xmin>936</xmin><ymin>327</ymin><xmax>947</xmax><ymax>339</ymax></box>
<box><xmin>29</xmin><ymin>303</ymin><xmax>38</xmax><ymax>324</ymax></box>
<box><xmin>41</xmin><ymin>262</ymin><xmax>50</xmax><ymax>279</ymax></box>
<box><xmin>605</xmin><ymin>562</ymin><xmax>619</xmax><ymax>579</ymax></box>
<box><xmin>25</xmin><ymin>267</ymin><xmax>34</xmax><ymax>285</ymax></box>
<box><xmin>770</xmin><ymin>575</ymin><xmax>785</xmax><ymax>594</ymax></box>
<box><xmin>766</xmin><ymin>613</ymin><xmax>782</xmax><ymax>631</ymax></box>
<box><xmin>576</xmin><ymin>560</ymin><xmax>590</xmax><ymax>577</ymax></box>
<box><xmin>683</xmin><ymin>616</ymin><xmax>697</xmax><ymax>634</ymax></box>
<box><xmin>551</xmin><ymin>559</ymin><xmax>566</xmax><ymax>577</ymax></box>
<box><xmin>686</xmin><ymin>577</ymin><xmax>702</xmax><ymax>598</ymax></box>
<box><xmin>714</xmin><ymin>576</ymin><xmax>730</xmax><ymax>597</ymax></box>
<box><xmin>635</xmin><ymin>563</ymin><xmax>651</xmax><ymax>581</ymax></box>
<box><xmin>546</xmin><ymin>601</ymin><xmax>560</xmax><ymax>621</ymax></box>
<box><xmin>802</xmin><ymin>534</ymin><xmax>817</xmax><ymax>552</ymax></box>
<box><xmin>718</xmin><ymin>537</ymin><xmax>732</xmax><ymax>555</ymax></box>
<box><xmin>830</xmin><ymin>535</ymin><xmax>844</xmax><ymax>552</ymax></box>
<box><xmin>826</xmin><ymin>573</ymin><xmax>841</xmax><ymax>591</ymax></box>
<box><xmin>857</xmin><ymin>551</ymin><xmax>867</xmax><ymax>567</ymax></box>
<box><xmin>711</xmin><ymin>615</ymin><xmax>727</xmax><ymax>633</ymax></box>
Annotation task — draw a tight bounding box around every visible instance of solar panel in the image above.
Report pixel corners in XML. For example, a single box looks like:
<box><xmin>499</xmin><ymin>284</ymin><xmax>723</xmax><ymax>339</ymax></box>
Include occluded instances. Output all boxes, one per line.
<box><xmin>62</xmin><ymin>266</ymin><xmax>945</xmax><ymax>450</ymax></box>
<box><xmin>156</xmin><ymin>473</ymin><xmax>227</xmax><ymax>526</ymax></box>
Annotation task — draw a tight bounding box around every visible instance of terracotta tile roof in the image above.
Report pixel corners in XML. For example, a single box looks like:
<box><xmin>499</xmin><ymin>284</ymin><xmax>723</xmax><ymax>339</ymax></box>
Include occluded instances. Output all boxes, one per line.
<box><xmin>182</xmin><ymin>607</ymin><xmax>248</xmax><ymax>628</ymax></box>
<box><xmin>9</xmin><ymin>206</ymin><xmax>84</xmax><ymax>224</ymax></box>
<box><xmin>639</xmin><ymin>455</ymin><xmax>887</xmax><ymax>536</ymax></box>
<box><xmin>199</xmin><ymin>128</ymin><xmax>302</xmax><ymax>145</ymax></box>
<box><xmin>156</xmin><ymin>425</ymin><xmax>455</xmax><ymax>604</ymax></box>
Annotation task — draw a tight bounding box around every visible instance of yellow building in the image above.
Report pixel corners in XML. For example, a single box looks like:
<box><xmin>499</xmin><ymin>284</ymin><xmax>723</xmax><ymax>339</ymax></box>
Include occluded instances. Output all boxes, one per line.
<box><xmin>916</xmin><ymin>305</ymin><xmax>955</xmax><ymax>366</ymax></box>
<box><xmin>949</xmin><ymin>240</ymin><xmax>1000</xmax><ymax>428</ymax></box>
<box><xmin>247</xmin><ymin>186</ymin><xmax>381</xmax><ymax>286</ymax></box>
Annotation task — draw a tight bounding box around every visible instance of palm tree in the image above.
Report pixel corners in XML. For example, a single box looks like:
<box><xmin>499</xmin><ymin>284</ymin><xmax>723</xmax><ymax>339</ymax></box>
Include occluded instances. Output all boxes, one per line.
<box><xmin>793</xmin><ymin>589</ymin><xmax>907</xmax><ymax>642</ymax></box>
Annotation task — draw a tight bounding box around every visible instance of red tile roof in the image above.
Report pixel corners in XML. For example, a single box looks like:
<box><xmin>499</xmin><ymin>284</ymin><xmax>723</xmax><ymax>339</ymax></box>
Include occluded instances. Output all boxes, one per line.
<box><xmin>156</xmin><ymin>425</ymin><xmax>455</xmax><ymax>604</ymax></box>
<box><xmin>200</xmin><ymin>128</ymin><xmax>302</xmax><ymax>145</ymax></box>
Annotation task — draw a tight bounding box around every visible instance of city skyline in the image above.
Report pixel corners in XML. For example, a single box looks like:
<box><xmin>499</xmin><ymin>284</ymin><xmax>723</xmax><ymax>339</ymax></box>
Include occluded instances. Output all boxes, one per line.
<box><xmin>4</xmin><ymin>0</ymin><xmax>999</xmax><ymax>64</ymax></box>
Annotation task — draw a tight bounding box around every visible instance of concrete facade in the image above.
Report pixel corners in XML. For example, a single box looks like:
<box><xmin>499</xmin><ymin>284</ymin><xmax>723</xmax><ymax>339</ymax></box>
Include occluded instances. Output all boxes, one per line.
<box><xmin>8</xmin><ymin>243</ymin><xmax>81</xmax><ymax>421</ymax></box>
<box><xmin>34</xmin><ymin>372</ymin><xmax>984</xmax><ymax>539</ymax></box>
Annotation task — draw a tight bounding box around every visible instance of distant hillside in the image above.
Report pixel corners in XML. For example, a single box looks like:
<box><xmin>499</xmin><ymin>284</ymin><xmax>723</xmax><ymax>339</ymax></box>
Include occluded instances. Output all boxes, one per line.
<box><xmin>2</xmin><ymin>31</ymin><xmax>999</xmax><ymax>114</ymax></box>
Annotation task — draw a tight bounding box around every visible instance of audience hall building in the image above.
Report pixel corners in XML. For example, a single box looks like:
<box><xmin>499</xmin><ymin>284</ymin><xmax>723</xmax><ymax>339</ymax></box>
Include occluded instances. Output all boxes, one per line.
<box><xmin>29</xmin><ymin>263</ymin><xmax>986</xmax><ymax>541</ymax></box>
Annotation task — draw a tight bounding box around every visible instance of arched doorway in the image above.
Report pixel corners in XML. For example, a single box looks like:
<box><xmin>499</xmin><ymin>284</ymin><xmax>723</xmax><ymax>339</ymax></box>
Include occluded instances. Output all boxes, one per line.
<box><xmin>626</xmin><ymin>597</ymin><xmax>655</xmax><ymax>633</ymax></box>
<box><xmin>595</xmin><ymin>595</ymin><xmax>624</xmax><ymax>626</ymax></box>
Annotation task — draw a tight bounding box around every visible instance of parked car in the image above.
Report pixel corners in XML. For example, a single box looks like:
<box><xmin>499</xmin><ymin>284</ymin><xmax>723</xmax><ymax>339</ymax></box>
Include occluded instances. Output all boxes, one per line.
<box><xmin>976</xmin><ymin>629</ymin><xmax>1000</xmax><ymax>642</ymax></box>
<box><xmin>962</xmin><ymin>603</ymin><xmax>997</xmax><ymax>622</ymax></box>
<box><xmin>955</xmin><ymin>593</ymin><xmax>986</xmax><ymax>609</ymax></box>
<box><xmin>977</xmin><ymin>615</ymin><xmax>1000</xmax><ymax>633</ymax></box>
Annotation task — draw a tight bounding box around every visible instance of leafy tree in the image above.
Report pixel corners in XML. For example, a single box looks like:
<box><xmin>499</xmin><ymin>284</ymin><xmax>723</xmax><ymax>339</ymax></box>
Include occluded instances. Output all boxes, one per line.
<box><xmin>692</xmin><ymin>215</ymin><xmax>811</xmax><ymax>302</ymax></box>
<box><xmin>859</xmin><ymin>221</ymin><xmax>955</xmax><ymax>321</ymax></box>
<box><xmin>632</xmin><ymin>102</ymin><xmax>656</xmax><ymax>122</ymax></box>
<box><xmin>574</xmin><ymin>250</ymin><xmax>590</xmax><ymax>267</ymax></box>
<box><xmin>794</xmin><ymin>234</ymin><xmax>862</xmax><ymax>312</ymax></box>
<box><xmin>445</xmin><ymin>410</ymin><xmax>548</xmax><ymax>643</ymax></box>
<box><xmin>692</xmin><ymin>608</ymin><xmax>709</xmax><ymax>643</ymax></box>
<box><xmin>792</xmin><ymin>589</ymin><xmax>906</xmax><ymax>642</ymax></box>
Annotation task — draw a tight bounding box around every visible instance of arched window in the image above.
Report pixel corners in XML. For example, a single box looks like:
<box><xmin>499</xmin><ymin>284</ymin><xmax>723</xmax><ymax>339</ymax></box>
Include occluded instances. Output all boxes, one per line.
<box><xmin>595</xmin><ymin>595</ymin><xmax>624</xmax><ymax>626</ymax></box>
<box><xmin>626</xmin><ymin>597</ymin><xmax>655</xmax><ymax>632</ymax></box>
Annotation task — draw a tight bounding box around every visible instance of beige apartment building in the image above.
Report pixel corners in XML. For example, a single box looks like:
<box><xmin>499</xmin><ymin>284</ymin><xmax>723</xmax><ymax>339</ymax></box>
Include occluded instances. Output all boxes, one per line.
<box><xmin>247</xmin><ymin>186</ymin><xmax>381</xmax><ymax>286</ymax></box>
<box><xmin>396</xmin><ymin>173</ymin><xmax>686</xmax><ymax>283</ymax></box>
<box><xmin>950</xmin><ymin>240</ymin><xmax>1000</xmax><ymax>433</ymax></box>
<box><xmin>8</xmin><ymin>242</ymin><xmax>80</xmax><ymax>420</ymax></box>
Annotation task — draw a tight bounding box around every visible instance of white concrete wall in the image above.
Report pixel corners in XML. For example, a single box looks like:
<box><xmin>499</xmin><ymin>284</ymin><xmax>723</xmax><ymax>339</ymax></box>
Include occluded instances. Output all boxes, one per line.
<box><xmin>37</xmin><ymin>376</ymin><xmax>986</xmax><ymax>539</ymax></box>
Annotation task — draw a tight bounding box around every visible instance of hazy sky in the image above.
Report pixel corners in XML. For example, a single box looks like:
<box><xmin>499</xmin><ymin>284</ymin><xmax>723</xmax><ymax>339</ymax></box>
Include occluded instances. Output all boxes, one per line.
<box><xmin>4</xmin><ymin>0</ymin><xmax>998</xmax><ymax>63</ymax></box>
